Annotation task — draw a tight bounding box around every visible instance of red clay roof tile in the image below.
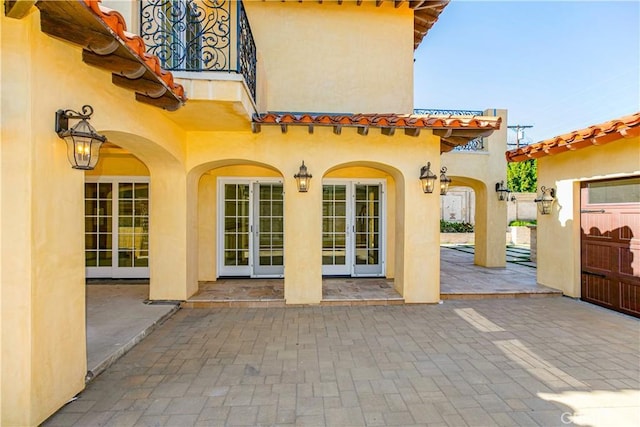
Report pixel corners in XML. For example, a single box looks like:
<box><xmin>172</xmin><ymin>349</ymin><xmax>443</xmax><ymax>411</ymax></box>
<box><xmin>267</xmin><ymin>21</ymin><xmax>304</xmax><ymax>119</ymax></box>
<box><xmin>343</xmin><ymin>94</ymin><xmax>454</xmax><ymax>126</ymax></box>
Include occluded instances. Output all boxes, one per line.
<box><xmin>253</xmin><ymin>112</ymin><xmax>501</xmax><ymax>130</ymax></box>
<box><xmin>506</xmin><ymin>112</ymin><xmax>640</xmax><ymax>162</ymax></box>
<box><xmin>83</xmin><ymin>0</ymin><xmax>186</xmax><ymax>102</ymax></box>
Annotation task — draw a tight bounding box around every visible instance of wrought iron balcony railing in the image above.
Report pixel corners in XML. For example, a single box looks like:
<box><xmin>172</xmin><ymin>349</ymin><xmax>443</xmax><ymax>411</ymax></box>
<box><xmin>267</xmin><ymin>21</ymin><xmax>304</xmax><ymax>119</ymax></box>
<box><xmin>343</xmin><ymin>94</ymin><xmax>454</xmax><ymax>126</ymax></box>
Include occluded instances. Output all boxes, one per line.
<box><xmin>413</xmin><ymin>108</ymin><xmax>485</xmax><ymax>116</ymax></box>
<box><xmin>414</xmin><ymin>108</ymin><xmax>487</xmax><ymax>152</ymax></box>
<box><xmin>140</xmin><ymin>0</ymin><xmax>257</xmax><ymax>100</ymax></box>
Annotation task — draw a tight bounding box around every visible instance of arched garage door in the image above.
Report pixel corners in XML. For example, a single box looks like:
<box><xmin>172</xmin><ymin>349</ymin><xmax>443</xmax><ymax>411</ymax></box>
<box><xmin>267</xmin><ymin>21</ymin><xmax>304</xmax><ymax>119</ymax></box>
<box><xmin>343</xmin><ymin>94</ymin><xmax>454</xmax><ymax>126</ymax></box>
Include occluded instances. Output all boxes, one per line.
<box><xmin>581</xmin><ymin>176</ymin><xmax>640</xmax><ymax>318</ymax></box>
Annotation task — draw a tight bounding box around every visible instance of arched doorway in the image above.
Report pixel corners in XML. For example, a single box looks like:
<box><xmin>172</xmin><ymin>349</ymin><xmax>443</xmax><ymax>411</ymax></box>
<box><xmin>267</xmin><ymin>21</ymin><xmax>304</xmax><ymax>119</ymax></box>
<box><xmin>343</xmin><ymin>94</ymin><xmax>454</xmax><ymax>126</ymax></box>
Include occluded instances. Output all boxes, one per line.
<box><xmin>84</xmin><ymin>143</ymin><xmax>150</xmax><ymax>279</ymax></box>
<box><xmin>192</xmin><ymin>160</ymin><xmax>286</xmax><ymax>280</ymax></box>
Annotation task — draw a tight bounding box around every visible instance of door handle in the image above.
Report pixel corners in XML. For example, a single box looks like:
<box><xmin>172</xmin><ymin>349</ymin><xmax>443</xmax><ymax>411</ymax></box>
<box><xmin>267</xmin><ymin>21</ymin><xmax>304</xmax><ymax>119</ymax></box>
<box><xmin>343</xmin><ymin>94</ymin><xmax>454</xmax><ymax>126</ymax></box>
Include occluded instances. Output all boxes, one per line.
<box><xmin>580</xmin><ymin>209</ymin><xmax>606</xmax><ymax>214</ymax></box>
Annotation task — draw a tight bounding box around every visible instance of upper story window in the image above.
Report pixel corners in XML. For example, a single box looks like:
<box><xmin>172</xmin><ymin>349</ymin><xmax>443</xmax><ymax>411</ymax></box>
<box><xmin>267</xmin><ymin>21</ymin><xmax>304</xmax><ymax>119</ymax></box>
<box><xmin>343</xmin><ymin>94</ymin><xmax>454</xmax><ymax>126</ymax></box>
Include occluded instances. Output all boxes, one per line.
<box><xmin>140</xmin><ymin>0</ymin><xmax>256</xmax><ymax>99</ymax></box>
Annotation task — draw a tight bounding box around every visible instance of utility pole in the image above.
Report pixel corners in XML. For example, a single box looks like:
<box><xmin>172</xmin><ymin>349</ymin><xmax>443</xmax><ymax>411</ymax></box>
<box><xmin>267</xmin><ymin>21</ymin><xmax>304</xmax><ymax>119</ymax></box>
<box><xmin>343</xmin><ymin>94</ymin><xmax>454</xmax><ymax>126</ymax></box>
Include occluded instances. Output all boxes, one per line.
<box><xmin>507</xmin><ymin>124</ymin><xmax>533</xmax><ymax>149</ymax></box>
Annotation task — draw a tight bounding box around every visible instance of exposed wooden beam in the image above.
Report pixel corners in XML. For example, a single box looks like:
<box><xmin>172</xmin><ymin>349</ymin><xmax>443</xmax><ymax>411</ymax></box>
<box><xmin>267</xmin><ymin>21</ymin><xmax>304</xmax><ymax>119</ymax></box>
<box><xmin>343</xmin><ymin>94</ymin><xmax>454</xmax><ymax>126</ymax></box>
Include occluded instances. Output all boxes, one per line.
<box><xmin>404</xmin><ymin>128</ymin><xmax>421</xmax><ymax>137</ymax></box>
<box><xmin>281</xmin><ymin>124</ymin><xmax>288</xmax><ymax>133</ymax></box>
<box><xmin>357</xmin><ymin>126</ymin><xmax>369</xmax><ymax>136</ymax></box>
<box><xmin>251</xmin><ymin>123</ymin><xmax>261</xmax><ymax>133</ymax></box>
<box><xmin>381</xmin><ymin>127</ymin><xmax>395</xmax><ymax>136</ymax></box>
<box><xmin>83</xmin><ymin>50</ymin><xmax>147</xmax><ymax>79</ymax></box>
<box><xmin>135</xmin><ymin>93</ymin><xmax>181</xmax><ymax>112</ymax></box>
<box><xmin>411</xmin><ymin>1</ymin><xmax>447</xmax><ymax>10</ymax></box>
<box><xmin>376</xmin><ymin>0</ymin><xmax>384</xmax><ymax>7</ymax></box>
<box><xmin>4</xmin><ymin>0</ymin><xmax>36</xmax><ymax>19</ymax></box>
<box><xmin>40</xmin><ymin>14</ymin><xmax>119</xmax><ymax>55</ymax></box>
<box><xmin>36</xmin><ymin>0</ymin><xmax>184</xmax><ymax>111</ymax></box>
<box><xmin>333</xmin><ymin>125</ymin><xmax>342</xmax><ymax>135</ymax></box>
<box><xmin>308</xmin><ymin>125</ymin><xmax>314</xmax><ymax>134</ymax></box>
<box><xmin>113</xmin><ymin>74</ymin><xmax>167</xmax><ymax>98</ymax></box>
<box><xmin>394</xmin><ymin>1</ymin><xmax>405</xmax><ymax>8</ymax></box>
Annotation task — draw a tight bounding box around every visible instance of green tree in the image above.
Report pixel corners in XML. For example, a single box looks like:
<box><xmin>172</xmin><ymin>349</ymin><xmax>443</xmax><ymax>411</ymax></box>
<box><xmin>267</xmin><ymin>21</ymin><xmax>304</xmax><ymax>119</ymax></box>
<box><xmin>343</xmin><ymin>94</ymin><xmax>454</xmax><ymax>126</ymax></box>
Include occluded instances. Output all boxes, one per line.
<box><xmin>507</xmin><ymin>159</ymin><xmax>537</xmax><ymax>192</ymax></box>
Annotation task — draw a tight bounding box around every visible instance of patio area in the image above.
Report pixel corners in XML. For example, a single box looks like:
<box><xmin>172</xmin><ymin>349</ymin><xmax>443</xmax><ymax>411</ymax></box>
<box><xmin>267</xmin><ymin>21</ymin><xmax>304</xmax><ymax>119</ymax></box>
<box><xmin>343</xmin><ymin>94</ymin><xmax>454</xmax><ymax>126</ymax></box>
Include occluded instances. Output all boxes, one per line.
<box><xmin>84</xmin><ymin>246</ymin><xmax>560</xmax><ymax>384</ymax></box>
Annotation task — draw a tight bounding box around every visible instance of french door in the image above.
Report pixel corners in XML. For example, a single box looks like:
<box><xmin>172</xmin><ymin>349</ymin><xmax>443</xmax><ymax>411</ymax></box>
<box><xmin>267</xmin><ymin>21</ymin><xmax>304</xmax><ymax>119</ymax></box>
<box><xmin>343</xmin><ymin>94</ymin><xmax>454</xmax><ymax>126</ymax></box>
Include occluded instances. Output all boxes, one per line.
<box><xmin>218</xmin><ymin>179</ymin><xmax>284</xmax><ymax>277</ymax></box>
<box><xmin>322</xmin><ymin>180</ymin><xmax>385</xmax><ymax>277</ymax></box>
<box><xmin>85</xmin><ymin>178</ymin><xmax>150</xmax><ymax>278</ymax></box>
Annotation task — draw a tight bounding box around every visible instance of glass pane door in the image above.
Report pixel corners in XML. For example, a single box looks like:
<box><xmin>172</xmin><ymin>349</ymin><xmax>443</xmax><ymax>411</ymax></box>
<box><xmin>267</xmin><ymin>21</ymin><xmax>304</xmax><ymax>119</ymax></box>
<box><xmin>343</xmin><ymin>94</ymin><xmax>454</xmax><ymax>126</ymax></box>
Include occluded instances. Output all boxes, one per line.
<box><xmin>220</xmin><ymin>183</ymin><xmax>251</xmax><ymax>276</ymax></box>
<box><xmin>85</xmin><ymin>183</ymin><xmax>113</xmax><ymax>269</ymax></box>
<box><xmin>218</xmin><ymin>180</ymin><xmax>284</xmax><ymax>278</ymax></box>
<box><xmin>322</xmin><ymin>184</ymin><xmax>350</xmax><ymax>275</ymax></box>
<box><xmin>353</xmin><ymin>184</ymin><xmax>383</xmax><ymax>276</ymax></box>
<box><xmin>85</xmin><ymin>179</ymin><xmax>150</xmax><ymax>279</ymax></box>
<box><xmin>117</xmin><ymin>183</ymin><xmax>149</xmax><ymax>269</ymax></box>
<box><xmin>253</xmin><ymin>183</ymin><xmax>284</xmax><ymax>277</ymax></box>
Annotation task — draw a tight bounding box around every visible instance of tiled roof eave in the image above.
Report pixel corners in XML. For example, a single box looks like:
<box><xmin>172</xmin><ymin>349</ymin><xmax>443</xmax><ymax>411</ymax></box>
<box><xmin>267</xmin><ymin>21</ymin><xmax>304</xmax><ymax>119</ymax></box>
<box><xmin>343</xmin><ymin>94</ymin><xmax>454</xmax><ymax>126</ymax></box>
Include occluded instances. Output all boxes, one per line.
<box><xmin>505</xmin><ymin>112</ymin><xmax>640</xmax><ymax>163</ymax></box>
<box><xmin>252</xmin><ymin>112</ymin><xmax>501</xmax><ymax>153</ymax></box>
<box><xmin>36</xmin><ymin>0</ymin><xmax>186</xmax><ymax>111</ymax></box>
<box><xmin>253</xmin><ymin>113</ymin><xmax>501</xmax><ymax>129</ymax></box>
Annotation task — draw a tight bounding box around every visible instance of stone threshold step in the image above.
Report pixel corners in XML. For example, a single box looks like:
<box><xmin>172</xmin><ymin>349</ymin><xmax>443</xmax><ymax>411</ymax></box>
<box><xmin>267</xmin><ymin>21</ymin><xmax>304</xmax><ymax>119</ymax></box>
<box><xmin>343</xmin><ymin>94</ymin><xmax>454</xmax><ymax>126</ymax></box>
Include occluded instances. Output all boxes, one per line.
<box><xmin>441</xmin><ymin>292</ymin><xmax>562</xmax><ymax>300</ymax></box>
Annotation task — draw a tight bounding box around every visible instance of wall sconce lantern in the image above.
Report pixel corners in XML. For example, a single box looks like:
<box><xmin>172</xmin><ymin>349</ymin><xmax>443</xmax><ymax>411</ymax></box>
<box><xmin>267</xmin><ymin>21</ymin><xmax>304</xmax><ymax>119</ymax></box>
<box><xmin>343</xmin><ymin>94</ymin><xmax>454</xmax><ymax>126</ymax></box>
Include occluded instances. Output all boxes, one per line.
<box><xmin>419</xmin><ymin>162</ymin><xmax>437</xmax><ymax>194</ymax></box>
<box><xmin>495</xmin><ymin>180</ymin><xmax>511</xmax><ymax>201</ymax></box>
<box><xmin>534</xmin><ymin>186</ymin><xmax>556</xmax><ymax>215</ymax></box>
<box><xmin>439</xmin><ymin>167</ymin><xmax>452</xmax><ymax>195</ymax></box>
<box><xmin>55</xmin><ymin>105</ymin><xmax>106</xmax><ymax>170</ymax></box>
<box><xmin>294</xmin><ymin>161</ymin><xmax>312</xmax><ymax>192</ymax></box>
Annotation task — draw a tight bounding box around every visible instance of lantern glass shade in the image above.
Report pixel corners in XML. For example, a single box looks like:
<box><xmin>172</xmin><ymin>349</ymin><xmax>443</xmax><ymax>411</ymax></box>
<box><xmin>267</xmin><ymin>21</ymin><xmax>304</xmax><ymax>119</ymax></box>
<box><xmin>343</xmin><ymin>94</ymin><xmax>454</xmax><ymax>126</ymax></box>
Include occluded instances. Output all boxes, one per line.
<box><xmin>56</xmin><ymin>105</ymin><xmax>106</xmax><ymax>170</ymax></box>
<box><xmin>534</xmin><ymin>186</ymin><xmax>556</xmax><ymax>215</ymax></box>
<box><xmin>420</xmin><ymin>162</ymin><xmax>437</xmax><ymax>194</ymax></box>
<box><xmin>439</xmin><ymin>167</ymin><xmax>452</xmax><ymax>195</ymax></box>
<box><xmin>294</xmin><ymin>161</ymin><xmax>312</xmax><ymax>192</ymax></box>
<box><xmin>63</xmin><ymin>119</ymin><xmax>105</xmax><ymax>170</ymax></box>
<box><xmin>495</xmin><ymin>181</ymin><xmax>510</xmax><ymax>201</ymax></box>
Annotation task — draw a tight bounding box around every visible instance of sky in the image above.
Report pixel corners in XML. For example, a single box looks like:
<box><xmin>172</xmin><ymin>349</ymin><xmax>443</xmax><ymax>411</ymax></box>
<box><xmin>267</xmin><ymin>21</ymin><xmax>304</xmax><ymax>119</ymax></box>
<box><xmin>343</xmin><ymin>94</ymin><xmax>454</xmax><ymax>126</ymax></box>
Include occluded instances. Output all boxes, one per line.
<box><xmin>413</xmin><ymin>0</ymin><xmax>640</xmax><ymax>145</ymax></box>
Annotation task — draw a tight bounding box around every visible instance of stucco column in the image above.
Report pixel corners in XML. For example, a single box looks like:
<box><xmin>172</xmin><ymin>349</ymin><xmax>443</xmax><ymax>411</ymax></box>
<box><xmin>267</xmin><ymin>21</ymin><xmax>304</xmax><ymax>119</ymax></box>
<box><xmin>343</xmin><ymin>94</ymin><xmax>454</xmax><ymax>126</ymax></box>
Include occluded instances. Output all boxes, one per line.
<box><xmin>148</xmin><ymin>168</ymin><xmax>198</xmax><ymax>300</ymax></box>
<box><xmin>400</xmin><ymin>167</ymin><xmax>441</xmax><ymax>303</ymax></box>
<box><xmin>283</xmin><ymin>173</ymin><xmax>322</xmax><ymax>304</ymax></box>
<box><xmin>2</xmin><ymin>15</ymin><xmax>86</xmax><ymax>425</ymax></box>
<box><xmin>474</xmin><ymin>186</ymin><xmax>507</xmax><ymax>268</ymax></box>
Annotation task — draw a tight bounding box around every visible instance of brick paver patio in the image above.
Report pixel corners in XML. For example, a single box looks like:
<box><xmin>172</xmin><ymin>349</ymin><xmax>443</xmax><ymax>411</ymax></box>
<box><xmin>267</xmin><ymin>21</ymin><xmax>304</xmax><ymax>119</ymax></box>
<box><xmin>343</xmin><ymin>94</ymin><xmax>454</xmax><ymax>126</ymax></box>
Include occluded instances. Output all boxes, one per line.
<box><xmin>45</xmin><ymin>298</ymin><xmax>639</xmax><ymax>427</ymax></box>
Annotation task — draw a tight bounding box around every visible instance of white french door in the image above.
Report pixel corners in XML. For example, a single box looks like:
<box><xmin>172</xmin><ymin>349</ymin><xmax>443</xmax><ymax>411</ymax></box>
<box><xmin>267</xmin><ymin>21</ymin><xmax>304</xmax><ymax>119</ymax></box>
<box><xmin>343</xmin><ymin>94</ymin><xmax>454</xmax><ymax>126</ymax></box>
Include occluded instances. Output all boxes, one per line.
<box><xmin>85</xmin><ymin>177</ymin><xmax>150</xmax><ymax>278</ymax></box>
<box><xmin>322</xmin><ymin>180</ymin><xmax>385</xmax><ymax>277</ymax></box>
<box><xmin>218</xmin><ymin>179</ymin><xmax>284</xmax><ymax>278</ymax></box>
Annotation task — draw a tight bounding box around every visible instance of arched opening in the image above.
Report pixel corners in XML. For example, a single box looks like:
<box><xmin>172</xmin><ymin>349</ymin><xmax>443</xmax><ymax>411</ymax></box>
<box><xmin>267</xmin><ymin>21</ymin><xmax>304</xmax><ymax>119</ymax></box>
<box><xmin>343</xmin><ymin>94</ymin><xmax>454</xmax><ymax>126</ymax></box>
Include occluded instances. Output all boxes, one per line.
<box><xmin>82</xmin><ymin>131</ymin><xmax>184</xmax><ymax>378</ymax></box>
<box><xmin>193</xmin><ymin>160</ymin><xmax>285</xmax><ymax>279</ymax></box>
<box><xmin>321</xmin><ymin>162</ymin><xmax>405</xmax><ymax>301</ymax></box>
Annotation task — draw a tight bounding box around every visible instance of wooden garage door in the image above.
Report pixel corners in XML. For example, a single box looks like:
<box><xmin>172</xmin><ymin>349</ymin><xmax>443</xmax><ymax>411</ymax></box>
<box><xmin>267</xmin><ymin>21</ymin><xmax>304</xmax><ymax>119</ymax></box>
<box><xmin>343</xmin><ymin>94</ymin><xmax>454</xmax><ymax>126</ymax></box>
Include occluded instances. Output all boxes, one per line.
<box><xmin>581</xmin><ymin>177</ymin><xmax>640</xmax><ymax>318</ymax></box>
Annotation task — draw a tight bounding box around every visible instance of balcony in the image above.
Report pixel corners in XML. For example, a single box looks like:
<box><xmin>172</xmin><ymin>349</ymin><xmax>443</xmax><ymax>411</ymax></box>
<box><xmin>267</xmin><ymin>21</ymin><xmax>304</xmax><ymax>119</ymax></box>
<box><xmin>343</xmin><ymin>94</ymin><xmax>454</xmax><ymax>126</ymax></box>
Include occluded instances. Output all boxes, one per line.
<box><xmin>140</xmin><ymin>0</ymin><xmax>258</xmax><ymax>130</ymax></box>
<box><xmin>413</xmin><ymin>109</ymin><xmax>490</xmax><ymax>152</ymax></box>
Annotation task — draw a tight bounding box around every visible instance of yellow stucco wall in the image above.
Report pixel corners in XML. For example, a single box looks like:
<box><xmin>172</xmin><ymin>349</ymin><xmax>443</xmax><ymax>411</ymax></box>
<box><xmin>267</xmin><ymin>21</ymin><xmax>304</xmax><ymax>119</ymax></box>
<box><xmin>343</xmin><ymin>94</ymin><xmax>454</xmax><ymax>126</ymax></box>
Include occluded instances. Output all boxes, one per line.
<box><xmin>0</xmin><ymin>8</ymin><xmax>188</xmax><ymax>425</ymax></box>
<box><xmin>85</xmin><ymin>148</ymin><xmax>150</xmax><ymax>177</ymax></box>
<box><xmin>244</xmin><ymin>1</ymin><xmax>414</xmax><ymax>113</ymax></box>
<box><xmin>536</xmin><ymin>136</ymin><xmax>640</xmax><ymax>296</ymax></box>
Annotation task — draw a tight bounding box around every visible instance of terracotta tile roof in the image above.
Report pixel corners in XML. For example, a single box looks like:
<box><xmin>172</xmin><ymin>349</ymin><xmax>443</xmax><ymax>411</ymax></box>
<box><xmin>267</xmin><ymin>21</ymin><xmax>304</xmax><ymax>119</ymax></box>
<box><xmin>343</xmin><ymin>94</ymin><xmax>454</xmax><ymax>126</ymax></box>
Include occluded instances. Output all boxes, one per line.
<box><xmin>36</xmin><ymin>0</ymin><xmax>185</xmax><ymax>110</ymax></box>
<box><xmin>82</xmin><ymin>0</ymin><xmax>186</xmax><ymax>102</ymax></box>
<box><xmin>252</xmin><ymin>112</ymin><xmax>501</xmax><ymax>152</ymax></box>
<box><xmin>254</xmin><ymin>112</ymin><xmax>500</xmax><ymax>129</ymax></box>
<box><xmin>506</xmin><ymin>112</ymin><xmax>640</xmax><ymax>163</ymax></box>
